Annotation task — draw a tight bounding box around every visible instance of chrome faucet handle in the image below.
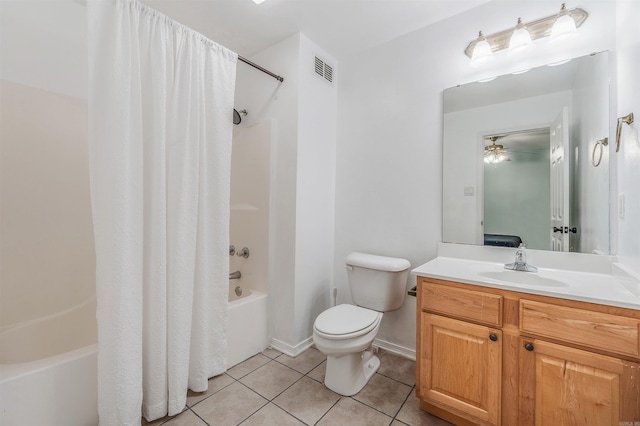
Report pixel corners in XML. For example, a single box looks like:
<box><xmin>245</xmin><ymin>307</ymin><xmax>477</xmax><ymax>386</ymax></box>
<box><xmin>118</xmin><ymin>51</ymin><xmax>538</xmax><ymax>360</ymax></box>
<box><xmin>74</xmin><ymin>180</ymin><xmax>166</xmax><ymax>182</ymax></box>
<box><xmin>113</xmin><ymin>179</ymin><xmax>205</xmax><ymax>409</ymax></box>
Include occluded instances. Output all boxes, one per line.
<box><xmin>236</xmin><ymin>247</ymin><xmax>250</xmax><ymax>258</ymax></box>
<box><xmin>505</xmin><ymin>243</ymin><xmax>537</xmax><ymax>272</ymax></box>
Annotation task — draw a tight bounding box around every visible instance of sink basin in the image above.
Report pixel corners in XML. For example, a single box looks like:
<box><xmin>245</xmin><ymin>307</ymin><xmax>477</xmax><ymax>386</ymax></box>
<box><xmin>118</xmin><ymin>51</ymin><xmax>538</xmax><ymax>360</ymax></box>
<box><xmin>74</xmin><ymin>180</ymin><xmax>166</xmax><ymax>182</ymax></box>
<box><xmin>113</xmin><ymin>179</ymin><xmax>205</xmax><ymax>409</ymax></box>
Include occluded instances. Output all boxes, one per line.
<box><xmin>478</xmin><ymin>270</ymin><xmax>569</xmax><ymax>288</ymax></box>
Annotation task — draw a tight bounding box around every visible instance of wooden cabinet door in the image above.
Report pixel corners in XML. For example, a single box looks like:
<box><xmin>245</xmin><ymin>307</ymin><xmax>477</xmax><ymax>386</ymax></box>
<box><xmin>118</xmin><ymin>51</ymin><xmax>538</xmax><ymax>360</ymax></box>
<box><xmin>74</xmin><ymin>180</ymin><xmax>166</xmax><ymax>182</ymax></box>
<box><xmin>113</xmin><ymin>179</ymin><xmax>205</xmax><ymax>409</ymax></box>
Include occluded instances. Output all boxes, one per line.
<box><xmin>520</xmin><ymin>339</ymin><xmax>640</xmax><ymax>426</ymax></box>
<box><xmin>421</xmin><ymin>313</ymin><xmax>502</xmax><ymax>425</ymax></box>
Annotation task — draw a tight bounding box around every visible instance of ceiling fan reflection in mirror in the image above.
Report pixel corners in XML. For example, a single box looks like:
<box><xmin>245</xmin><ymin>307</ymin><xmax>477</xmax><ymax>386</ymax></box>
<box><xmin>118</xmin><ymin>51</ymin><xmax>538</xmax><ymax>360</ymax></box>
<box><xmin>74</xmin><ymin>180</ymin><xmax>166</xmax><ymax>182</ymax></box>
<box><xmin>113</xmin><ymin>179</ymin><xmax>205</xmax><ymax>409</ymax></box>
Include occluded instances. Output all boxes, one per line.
<box><xmin>483</xmin><ymin>129</ymin><xmax>548</xmax><ymax>164</ymax></box>
<box><xmin>484</xmin><ymin>136</ymin><xmax>510</xmax><ymax>164</ymax></box>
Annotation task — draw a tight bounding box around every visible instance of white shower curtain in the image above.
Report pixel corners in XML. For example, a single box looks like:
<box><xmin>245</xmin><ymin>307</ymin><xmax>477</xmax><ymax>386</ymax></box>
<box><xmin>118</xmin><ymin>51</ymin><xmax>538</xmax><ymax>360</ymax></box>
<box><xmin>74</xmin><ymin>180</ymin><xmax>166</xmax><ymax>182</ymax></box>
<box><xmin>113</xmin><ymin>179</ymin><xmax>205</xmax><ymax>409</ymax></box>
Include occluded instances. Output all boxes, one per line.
<box><xmin>87</xmin><ymin>1</ymin><xmax>237</xmax><ymax>424</ymax></box>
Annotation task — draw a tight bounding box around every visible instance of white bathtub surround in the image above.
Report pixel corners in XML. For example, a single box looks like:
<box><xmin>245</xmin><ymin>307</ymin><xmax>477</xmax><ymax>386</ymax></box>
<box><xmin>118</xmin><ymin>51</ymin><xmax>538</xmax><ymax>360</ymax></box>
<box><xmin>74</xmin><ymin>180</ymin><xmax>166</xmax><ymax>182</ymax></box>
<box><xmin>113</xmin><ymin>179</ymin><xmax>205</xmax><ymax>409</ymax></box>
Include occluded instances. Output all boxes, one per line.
<box><xmin>87</xmin><ymin>1</ymin><xmax>236</xmax><ymax>424</ymax></box>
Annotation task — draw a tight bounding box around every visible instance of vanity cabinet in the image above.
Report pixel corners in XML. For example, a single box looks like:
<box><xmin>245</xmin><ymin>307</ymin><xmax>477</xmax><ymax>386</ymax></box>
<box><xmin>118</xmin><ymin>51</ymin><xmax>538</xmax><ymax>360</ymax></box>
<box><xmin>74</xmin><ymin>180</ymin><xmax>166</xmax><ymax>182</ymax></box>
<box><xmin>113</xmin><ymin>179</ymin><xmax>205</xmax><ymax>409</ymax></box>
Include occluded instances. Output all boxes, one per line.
<box><xmin>416</xmin><ymin>277</ymin><xmax>640</xmax><ymax>426</ymax></box>
<box><xmin>420</xmin><ymin>313</ymin><xmax>502</xmax><ymax>425</ymax></box>
<box><xmin>519</xmin><ymin>338</ymin><xmax>635</xmax><ymax>425</ymax></box>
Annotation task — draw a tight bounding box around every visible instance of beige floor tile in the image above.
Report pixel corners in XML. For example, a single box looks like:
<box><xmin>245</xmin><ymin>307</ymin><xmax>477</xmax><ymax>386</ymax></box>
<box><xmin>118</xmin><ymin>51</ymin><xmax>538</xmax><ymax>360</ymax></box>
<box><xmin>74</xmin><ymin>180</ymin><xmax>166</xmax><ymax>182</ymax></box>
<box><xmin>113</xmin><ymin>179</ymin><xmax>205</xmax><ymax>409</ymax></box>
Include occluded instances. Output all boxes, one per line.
<box><xmin>307</xmin><ymin>360</ymin><xmax>326</xmax><ymax>383</ymax></box>
<box><xmin>395</xmin><ymin>394</ymin><xmax>454</xmax><ymax>426</ymax></box>
<box><xmin>273</xmin><ymin>376</ymin><xmax>340</xmax><ymax>425</ymax></box>
<box><xmin>240</xmin><ymin>361</ymin><xmax>303</xmax><ymax>400</ymax></box>
<box><xmin>186</xmin><ymin>373</ymin><xmax>235</xmax><ymax>406</ymax></box>
<box><xmin>352</xmin><ymin>373</ymin><xmax>412</xmax><ymax>417</ymax></box>
<box><xmin>262</xmin><ymin>347</ymin><xmax>282</xmax><ymax>359</ymax></box>
<box><xmin>162</xmin><ymin>409</ymin><xmax>207</xmax><ymax>426</ymax></box>
<box><xmin>376</xmin><ymin>349</ymin><xmax>416</xmax><ymax>386</ymax></box>
<box><xmin>317</xmin><ymin>397</ymin><xmax>393</xmax><ymax>426</ymax></box>
<box><xmin>142</xmin><ymin>415</ymin><xmax>167</xmax><ymax>426</ymax></box>
<box><xmin>276</xmin><ymin>347</ymin><xmax>326</xmax><ymax>374</ymax></box>
<box><xmin>226</xmin><ymin>354</ymin><xmax>271</xmax><ymax>379</ymax></box>
<box><xmin>142</xmin><ymin>407</ymin><xmax>188</xmax><ymax>425</ymax></box>
<box><xmin>241</xmin><ymin>403</ymin><xmax>306</xmax><ymax>426</ymax></box>
<box><xmin>191</xmin><ymin>381</ymin><xmax>267</xmax><ymax>426</ymax></box>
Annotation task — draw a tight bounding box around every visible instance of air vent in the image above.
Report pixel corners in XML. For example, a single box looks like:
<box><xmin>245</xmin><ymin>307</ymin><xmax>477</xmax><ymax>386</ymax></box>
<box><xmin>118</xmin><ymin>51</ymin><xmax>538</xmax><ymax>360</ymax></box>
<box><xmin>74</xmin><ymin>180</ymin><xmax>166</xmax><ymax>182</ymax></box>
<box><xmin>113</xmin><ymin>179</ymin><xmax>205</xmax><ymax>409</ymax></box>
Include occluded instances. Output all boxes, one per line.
<box><xmin>313</xmin><ymin>55</ymin><xmax>335</xmax><ymax>85</ymax></box>
<box><xmin>323</xmin><ymin>63</ymin><xmax>333</xmax><ymax>83</ymax></box>
<box><xmin>315</xmin><ymin>56</ymin><xmax>324</xmax><ymax>77</ymax></box>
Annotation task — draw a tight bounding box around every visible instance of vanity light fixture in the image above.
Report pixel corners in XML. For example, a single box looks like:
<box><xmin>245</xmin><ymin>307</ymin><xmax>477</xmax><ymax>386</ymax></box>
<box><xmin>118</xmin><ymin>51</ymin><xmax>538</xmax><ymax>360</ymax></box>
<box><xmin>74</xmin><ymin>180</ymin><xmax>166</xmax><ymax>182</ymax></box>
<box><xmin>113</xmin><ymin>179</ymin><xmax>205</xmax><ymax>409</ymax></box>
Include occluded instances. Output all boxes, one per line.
<box><xmin>470</xmin><ymin>31</ymin><xmax>494</xmax><ymax>67</ymax></box>
<box><xmin>465</xmin><ymin>4</ymin><xmax>588</xmax><ymax>63</ymax></box>
<box><xmin>550</xmin><ymin>3</ymin><xmax>578</xmax><ymax>41</ymax></box>
<box><xmin>508</xmin><ymin>18</ymin><xmax>533</xmax><ymax>53</ymax></box>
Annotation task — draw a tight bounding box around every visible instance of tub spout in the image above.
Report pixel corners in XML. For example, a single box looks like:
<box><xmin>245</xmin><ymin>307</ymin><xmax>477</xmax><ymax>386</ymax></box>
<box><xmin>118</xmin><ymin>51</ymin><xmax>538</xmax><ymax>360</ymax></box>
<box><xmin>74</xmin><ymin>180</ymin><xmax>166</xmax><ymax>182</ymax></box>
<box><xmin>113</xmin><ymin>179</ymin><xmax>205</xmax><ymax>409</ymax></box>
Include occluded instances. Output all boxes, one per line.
<box><xmin>229</xmin><ymin>270</ymin><xmax>241</xmax><ymax>280</ymax></box>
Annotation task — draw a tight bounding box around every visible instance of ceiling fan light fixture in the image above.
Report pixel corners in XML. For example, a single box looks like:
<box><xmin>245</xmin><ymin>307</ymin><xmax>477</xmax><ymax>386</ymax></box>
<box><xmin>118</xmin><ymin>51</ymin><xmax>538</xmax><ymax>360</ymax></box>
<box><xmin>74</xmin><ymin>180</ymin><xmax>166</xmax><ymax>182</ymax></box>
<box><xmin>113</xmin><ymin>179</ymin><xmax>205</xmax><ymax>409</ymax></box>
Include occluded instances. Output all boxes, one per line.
<box><xmin>484</xmin><ymin>138</ymin><xmax>511</xmax><ymax>164</ymax></box>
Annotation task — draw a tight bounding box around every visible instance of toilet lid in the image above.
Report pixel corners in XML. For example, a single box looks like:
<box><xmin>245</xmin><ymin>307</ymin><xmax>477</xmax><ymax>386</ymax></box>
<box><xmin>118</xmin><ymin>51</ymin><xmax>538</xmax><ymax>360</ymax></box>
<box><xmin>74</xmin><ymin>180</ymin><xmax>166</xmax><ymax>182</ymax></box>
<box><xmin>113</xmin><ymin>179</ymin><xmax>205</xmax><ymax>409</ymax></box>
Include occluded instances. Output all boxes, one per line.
<box><xmin>314</xmin><ymin>304</ymin><xmax>380</xmax><ymax>336</ymax></box>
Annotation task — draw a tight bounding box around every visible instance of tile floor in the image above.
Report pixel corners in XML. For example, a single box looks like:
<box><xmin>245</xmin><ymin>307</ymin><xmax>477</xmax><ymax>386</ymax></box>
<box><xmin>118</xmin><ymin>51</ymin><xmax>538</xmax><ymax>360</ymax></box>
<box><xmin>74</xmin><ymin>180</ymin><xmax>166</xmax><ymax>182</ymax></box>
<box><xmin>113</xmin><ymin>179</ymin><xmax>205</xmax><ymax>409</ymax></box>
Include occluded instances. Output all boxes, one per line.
<box><xmin>143</xmin><ymin>347</ymin><xmax>453</xmax><ymax>426</ymax></box>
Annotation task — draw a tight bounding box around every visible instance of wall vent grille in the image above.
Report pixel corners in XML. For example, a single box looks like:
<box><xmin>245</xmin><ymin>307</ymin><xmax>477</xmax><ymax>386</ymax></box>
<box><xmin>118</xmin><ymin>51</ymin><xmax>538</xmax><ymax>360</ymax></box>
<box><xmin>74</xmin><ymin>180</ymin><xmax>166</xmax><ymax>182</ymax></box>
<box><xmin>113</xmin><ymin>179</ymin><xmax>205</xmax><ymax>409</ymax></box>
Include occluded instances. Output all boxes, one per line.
<box><xmin>313</xmin><ymin>55</ymin><xmax>335</xmax><ymax>85</ymax></box>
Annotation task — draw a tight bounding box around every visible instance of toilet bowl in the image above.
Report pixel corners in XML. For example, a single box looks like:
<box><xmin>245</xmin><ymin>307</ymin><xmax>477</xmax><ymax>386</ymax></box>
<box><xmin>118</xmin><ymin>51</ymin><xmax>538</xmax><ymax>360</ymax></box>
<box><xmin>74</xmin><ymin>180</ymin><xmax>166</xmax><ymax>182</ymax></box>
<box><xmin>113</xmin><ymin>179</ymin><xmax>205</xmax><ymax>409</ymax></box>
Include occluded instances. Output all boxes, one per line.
<box><xmin>313</xmin><ymin>304</ymin><xmax>383</xmax><ymax>395</ymax></box>
<box><xmin>312</xmin><ymin>253</ymin><xmax>410</xmax><ymax>396</ymax></box>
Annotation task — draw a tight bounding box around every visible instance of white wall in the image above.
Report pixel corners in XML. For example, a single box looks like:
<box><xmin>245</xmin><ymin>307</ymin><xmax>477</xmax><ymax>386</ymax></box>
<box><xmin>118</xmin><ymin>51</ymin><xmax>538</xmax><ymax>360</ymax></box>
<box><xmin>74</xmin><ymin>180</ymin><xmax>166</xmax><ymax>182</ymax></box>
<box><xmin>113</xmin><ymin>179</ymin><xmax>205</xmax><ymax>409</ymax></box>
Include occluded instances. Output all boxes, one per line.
<box><xmin>615</xmin><ymin>0</ymin><xmax>640</xmax><ymax>275</ymax></box>
<box><xmin>571</xmin><ymin>53</ymin><xmax>610</xmax><ymax>254</ymax></box>
<box><xmin>335</xmin><ymin>0</ymin><xmax>617</xmax><ymax>354</ymax></box>
<box><xmin>294</xmin><ymin>36</ymin><xmax>337</xmax><ymax>345</ymax></box>
<box><xmin>234</xmin><ymin>33</ymin><xmax>338</xmax><ymax>353</ymax></box>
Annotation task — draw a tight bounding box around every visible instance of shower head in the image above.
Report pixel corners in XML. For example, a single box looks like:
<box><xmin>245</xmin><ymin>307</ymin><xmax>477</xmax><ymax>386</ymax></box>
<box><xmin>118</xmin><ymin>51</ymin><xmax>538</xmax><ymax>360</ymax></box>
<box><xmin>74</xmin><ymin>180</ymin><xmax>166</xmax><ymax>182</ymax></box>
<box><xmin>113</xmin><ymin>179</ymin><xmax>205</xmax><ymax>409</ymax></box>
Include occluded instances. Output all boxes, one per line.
<box><xmin>233</xmin><ymin>109</ymin><xmax>248</xmax><ymax>125</ymax></box>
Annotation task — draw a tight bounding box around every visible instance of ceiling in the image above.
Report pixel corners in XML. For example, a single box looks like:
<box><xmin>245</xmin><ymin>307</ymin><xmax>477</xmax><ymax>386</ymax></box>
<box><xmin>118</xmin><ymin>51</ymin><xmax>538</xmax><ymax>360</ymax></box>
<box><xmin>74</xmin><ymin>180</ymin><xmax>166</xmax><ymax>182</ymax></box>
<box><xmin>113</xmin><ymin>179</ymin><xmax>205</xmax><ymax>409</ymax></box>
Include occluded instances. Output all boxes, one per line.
<box><xmin>487</xmin><ymin>128</ymin><xmax>551</xmax><ymax>152</ymax></box>
<box><xmin>142</xmin><ymin>0</ymin><xmax>490</xmax><ymax>59</ymax></box>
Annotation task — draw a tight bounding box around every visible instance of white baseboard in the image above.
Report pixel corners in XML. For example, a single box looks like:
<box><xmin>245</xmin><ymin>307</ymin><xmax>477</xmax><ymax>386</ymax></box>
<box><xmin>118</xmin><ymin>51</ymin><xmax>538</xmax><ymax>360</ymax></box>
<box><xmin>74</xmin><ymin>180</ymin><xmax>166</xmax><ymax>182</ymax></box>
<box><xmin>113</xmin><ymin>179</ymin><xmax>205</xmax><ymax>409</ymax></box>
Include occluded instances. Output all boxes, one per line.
<box><xmin>270</xmin><ymin>337</ymin><xmax>314</xmax><ymax>358</ymax></box>
<box><xmin>274</xmin><ymin>335</ymin><xmax>415</xmax><ymax>361</ymax></box>
<box><xmin>373</xmin><ymin>338</ymin><xmax>416</xmax><ymax>361</ymax></box>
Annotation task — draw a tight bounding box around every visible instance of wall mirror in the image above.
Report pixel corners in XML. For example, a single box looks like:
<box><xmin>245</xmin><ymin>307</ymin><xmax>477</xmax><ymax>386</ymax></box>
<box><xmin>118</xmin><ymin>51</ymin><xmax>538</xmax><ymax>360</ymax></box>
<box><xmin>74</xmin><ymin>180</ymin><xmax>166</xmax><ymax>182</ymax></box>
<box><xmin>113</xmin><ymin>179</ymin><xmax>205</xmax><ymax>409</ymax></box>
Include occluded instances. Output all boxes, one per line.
<box><xmin>442</xmin><ymin>51</ymin><xmax>610</xmax><ymax>254</ymax></box>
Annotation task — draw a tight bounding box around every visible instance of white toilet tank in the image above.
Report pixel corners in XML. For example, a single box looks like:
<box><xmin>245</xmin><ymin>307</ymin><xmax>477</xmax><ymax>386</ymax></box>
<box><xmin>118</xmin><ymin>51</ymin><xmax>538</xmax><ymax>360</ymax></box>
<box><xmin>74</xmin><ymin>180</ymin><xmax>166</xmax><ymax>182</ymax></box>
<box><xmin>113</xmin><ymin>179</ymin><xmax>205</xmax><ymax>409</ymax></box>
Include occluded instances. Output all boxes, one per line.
<box><xmin>345</xmin><ymin>252</ymin><xmax>411</xmax><ymax>312</ymax></box>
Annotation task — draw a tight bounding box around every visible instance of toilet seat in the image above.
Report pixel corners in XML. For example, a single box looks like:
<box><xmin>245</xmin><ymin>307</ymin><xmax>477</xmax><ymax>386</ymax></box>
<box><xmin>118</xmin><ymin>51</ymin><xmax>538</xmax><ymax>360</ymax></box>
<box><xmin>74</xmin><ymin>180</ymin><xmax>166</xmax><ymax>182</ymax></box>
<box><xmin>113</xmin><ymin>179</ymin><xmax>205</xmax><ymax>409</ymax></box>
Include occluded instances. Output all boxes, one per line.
<box><xmin>314</xmin><ymin>304</ymin><xmax>382</xmax><ymax>340</ymax></box>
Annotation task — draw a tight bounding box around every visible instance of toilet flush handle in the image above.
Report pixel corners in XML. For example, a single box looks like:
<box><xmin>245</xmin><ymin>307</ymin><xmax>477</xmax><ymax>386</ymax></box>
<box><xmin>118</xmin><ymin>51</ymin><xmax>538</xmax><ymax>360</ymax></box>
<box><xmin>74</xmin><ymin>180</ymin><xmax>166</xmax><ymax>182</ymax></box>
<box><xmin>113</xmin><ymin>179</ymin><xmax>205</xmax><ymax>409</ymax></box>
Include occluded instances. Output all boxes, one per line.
<box><xmin>345</xmin><ymin>265</ymin><xmax>353</xmax><ymax>271</ymax></box>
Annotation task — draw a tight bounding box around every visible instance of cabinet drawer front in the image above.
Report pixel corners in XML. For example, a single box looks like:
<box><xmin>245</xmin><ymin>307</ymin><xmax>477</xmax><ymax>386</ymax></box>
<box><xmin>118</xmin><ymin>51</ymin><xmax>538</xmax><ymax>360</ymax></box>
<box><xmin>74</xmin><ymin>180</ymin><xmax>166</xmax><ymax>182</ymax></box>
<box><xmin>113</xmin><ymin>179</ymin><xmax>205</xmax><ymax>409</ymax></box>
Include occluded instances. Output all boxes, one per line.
<box><xmin>520</xmin><ymin>299</ymin><xmax>640</xmax><ymax>358</ymax></box>
<box><xmin>421</xmin><ymin>281</ymin><xmax>502</xmax><ymax>327</ymax></box>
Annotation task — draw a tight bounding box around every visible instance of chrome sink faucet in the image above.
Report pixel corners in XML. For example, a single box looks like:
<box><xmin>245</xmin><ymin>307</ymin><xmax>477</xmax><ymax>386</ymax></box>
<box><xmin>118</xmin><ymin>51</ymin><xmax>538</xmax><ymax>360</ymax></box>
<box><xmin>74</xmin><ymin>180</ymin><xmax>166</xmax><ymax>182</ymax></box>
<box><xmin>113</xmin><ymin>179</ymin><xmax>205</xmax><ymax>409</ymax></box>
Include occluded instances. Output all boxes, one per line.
<box><xmin>504</xmin><ymin>243</ymin><xmax>538</xmax><ymax>272</ymax></box>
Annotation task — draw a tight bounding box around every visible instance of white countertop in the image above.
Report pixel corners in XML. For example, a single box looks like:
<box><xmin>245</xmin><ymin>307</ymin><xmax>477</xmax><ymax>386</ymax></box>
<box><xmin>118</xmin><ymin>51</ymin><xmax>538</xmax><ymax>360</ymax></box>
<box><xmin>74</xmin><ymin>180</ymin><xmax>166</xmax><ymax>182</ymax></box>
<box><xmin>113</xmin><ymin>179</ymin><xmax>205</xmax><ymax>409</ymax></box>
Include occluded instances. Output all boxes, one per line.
<box><xmin>412</xmin><ymin>244</ymin><xmax>640</xmax><ymax>310</ymax></box>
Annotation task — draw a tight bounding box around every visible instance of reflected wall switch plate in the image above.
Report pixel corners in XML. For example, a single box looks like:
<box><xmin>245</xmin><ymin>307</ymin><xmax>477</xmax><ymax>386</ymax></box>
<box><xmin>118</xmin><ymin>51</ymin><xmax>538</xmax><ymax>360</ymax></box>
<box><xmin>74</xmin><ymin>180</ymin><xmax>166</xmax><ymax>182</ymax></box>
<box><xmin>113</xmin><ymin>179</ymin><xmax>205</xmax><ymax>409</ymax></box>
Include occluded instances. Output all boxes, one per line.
<box><xmin>464</xmin><ymin>186</ymin><xmax>475</xmax><ymax>196</ymax></box>
<box><xmin>618</xmin><ymin>193</ymin><xmax>625</xmax><ymax>218</ymax></box>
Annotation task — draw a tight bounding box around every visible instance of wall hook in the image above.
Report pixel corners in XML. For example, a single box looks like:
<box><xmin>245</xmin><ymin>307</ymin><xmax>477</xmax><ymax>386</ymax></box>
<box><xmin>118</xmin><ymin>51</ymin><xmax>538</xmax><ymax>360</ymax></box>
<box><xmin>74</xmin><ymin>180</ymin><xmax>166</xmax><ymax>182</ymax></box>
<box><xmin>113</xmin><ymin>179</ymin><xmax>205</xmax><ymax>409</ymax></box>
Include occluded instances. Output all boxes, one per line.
<box><xmin>616</xmin><ymin>112</ymin><xmax>634</xmax><ymax>152</ymax></box>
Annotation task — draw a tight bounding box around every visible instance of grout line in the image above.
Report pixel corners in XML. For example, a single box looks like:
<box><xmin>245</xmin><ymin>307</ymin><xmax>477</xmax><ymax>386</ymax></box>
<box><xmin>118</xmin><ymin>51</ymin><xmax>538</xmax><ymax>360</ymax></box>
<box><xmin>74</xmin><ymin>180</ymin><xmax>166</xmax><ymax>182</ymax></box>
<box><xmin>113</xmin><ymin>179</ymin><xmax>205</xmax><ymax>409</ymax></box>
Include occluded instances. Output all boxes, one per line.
<box><xmin>150</xmin><ymin>348</ymin><xmax>419</xmax><ymax>426</ymax></box>
<box><xmin>186</xmin><ymin>373</ymin><xmax>236</xmax><ymax>409</ymax></box>
<box><xmin>187</xmin><ymin>407</ymin><xmax>211</xmax><ymax>426</ymax></box>
<box><xmin>312</xmin><ymin>396</ymin><xmax>342</xmax><ymax>425</ymax></box>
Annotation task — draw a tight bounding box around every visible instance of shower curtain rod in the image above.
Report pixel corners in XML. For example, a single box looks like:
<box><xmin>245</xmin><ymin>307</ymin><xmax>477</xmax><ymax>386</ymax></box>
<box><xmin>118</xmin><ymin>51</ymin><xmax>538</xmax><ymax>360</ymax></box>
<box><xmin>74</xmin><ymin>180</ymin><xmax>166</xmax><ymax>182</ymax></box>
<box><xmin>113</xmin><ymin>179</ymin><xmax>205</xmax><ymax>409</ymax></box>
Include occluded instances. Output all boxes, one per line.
<box><xmin>238</xmin><ymin>56</ymin><xmax>284</xmax><ymax>83</ymax></box>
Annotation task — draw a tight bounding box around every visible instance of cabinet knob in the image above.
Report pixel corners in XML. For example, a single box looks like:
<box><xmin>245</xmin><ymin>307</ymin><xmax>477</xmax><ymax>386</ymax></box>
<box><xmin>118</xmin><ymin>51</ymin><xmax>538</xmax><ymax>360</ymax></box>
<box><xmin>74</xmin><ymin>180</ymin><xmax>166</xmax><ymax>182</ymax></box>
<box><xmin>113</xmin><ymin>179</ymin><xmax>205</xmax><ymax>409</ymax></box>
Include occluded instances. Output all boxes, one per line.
<box><xmin>489</xmin><ymin>333</ymin><xmax>498</xmax><ymax>342</ymax></box>
<box><xmin>524</xmin><ymin>342</ymin><xmax>534</xmax><ymax>352</ymax></box>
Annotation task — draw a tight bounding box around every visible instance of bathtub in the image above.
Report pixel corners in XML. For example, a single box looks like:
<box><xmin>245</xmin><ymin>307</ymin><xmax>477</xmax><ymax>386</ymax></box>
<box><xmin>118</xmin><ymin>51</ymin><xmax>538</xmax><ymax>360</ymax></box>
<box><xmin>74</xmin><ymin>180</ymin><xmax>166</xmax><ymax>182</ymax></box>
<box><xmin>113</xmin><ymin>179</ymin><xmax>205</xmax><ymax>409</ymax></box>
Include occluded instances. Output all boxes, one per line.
<box><xmin>0</xmin><ymin>298</ymin><xmax>99</xmax><ymax>426</ymax></box>
<box><xmin>0</xmin><ymin>288</ymin><xmax>268</xmax><ymax>425</ymax></box>
<box><xmin>226</xmin><ymin>286</ymin><xmax>269</xmax><ymax>368</ymax></box>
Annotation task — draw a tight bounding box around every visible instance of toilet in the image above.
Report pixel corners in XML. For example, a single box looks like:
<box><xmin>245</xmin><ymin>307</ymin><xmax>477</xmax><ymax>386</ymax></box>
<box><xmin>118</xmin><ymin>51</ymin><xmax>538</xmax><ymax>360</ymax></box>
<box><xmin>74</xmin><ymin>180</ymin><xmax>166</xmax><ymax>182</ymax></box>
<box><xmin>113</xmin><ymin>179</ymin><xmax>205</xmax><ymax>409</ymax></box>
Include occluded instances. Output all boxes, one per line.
<box><xmin>312</xmin><ymin>252</ymin><xmax>410</xmax><ymax>396</ymax></box>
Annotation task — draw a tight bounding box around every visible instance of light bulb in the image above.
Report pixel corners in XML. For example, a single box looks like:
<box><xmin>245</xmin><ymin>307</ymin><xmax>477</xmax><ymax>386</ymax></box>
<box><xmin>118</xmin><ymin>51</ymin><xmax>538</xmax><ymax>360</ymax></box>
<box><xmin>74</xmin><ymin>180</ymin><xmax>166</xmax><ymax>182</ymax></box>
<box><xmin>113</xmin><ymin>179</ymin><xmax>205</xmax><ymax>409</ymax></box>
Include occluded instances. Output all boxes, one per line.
<box><xmin>550</xmin><ymin>4</ymin><xmax>578</xmax><ymax>42</ymax></box>
<box><xmin>509</xmin><ymin>18</ymin><xmax>533</xmax><ymax>54</ymax></box>
<box><xmin>470</xmin><ymin>31</ymin><xmax>494</xmax><ymax>67</ymax></box>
